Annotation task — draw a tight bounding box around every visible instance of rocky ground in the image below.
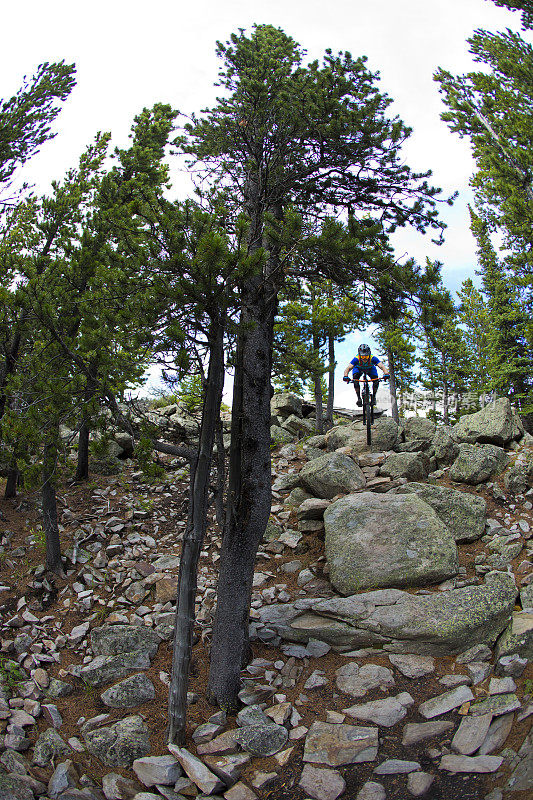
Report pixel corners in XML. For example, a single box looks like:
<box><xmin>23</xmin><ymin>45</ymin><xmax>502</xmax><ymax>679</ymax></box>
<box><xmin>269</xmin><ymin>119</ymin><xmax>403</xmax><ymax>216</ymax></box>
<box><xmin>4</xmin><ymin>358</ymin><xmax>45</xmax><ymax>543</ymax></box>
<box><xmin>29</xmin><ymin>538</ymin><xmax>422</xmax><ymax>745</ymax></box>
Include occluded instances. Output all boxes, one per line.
<box><xmin>0</xmin><ymin>395</ymin><xmax>531</xmax><ymax>800</ymax></box>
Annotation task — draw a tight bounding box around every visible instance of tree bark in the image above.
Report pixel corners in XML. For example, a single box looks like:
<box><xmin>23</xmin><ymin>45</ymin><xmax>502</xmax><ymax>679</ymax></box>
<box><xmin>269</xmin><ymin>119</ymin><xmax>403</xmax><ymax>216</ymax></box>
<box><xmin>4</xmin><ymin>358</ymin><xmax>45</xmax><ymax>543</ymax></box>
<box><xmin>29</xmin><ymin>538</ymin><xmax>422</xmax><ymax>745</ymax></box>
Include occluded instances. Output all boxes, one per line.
<box><xmin>214</xmin><ymin>417</ymin><xmax>226</xmax><ymax>528</ymax></box>
<box><xmin>75</xmin><ymin>419</ymin><xmax>90</xmax><ymax>482</ymax></box>
<box><xmin>4</xmin><ymin>463</ymin><xmax>19</xmax><ymax>499</ymax></box>
<box><xmin>325</xmin><ymin>334</ymin><xmax>335</xmax><ymax>429</ymax></box>
<box><xmin>441</xmin><ymin>353</ymin><xmax>449</xmax><ymax>425</ymax></box>
<box><xmin>387</xmin><ymin>346</ymin><xmax>399</xmax><ymax>424</ymax></box>
<box><xmin>167</xmin><ymin>311</ymin><xmax>226</xmax><ymax>744</ymax></box>
<box><xmin>312</xmin><ymin>332</ymin><xmax>324</xmax><ymax>434</ymax></box>
<box><xmin>42</xmin><ymin>428</ymin><xmax>64</xmax><ymax>575</ymax></box>
<box><xmin>208</xmin><ymin>194</ymin><xmax>278</xmax><ymax>707</ymax></box>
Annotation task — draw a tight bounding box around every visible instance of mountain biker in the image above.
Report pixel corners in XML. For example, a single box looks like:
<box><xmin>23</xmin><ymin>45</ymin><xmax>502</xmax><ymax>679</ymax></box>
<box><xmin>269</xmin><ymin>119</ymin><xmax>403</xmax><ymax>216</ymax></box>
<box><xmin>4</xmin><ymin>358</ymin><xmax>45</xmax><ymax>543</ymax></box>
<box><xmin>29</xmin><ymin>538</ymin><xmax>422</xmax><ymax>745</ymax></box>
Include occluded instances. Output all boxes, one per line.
<box><xmin>343</xmin><ymin>344</ymin><xmax>389</xmax><ymax>407</ymax></box>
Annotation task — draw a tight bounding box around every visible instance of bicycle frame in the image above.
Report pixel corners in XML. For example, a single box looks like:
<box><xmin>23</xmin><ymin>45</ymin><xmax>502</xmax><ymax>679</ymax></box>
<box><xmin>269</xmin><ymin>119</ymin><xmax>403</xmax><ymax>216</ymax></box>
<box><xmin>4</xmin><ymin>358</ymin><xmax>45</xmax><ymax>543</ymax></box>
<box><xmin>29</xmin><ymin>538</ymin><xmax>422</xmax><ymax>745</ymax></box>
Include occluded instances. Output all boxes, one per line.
<box><xmin>348</xmin><ymin>376</ymin><xmax>389</xmax><ymax>445</ymax></box>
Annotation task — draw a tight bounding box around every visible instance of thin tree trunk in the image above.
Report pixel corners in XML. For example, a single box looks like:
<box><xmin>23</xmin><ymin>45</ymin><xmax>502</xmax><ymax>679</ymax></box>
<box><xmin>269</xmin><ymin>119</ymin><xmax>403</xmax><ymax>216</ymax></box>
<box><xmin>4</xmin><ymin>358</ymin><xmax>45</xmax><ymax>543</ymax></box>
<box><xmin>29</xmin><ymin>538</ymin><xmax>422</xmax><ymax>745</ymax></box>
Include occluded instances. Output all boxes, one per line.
<box><xmin>42</xmin><ymin>427</ymin><xmax>64</xmax><ymax>575</ymax></box>
<box><xmin>75</xmin><ymin>420</ymin><xmax>90</xmax><ymax>482</ymax></box>
<box><xmin>387</xmin><ymin>346</ymin><xmax>399</xmax><ymax>424</ymax></box>
<box><xmin>442</xmin><ymin>354</ymin><xmax>449</xmax><ymax>425</ymax></box>
<box><xmin>167</xmin><ymin>311</ymin><xmax>226</xmax><ymax>744</ymax></box>
<box><xmin>214</xmin><ymin>417</ymin><xmax>226</xmax><ymax>528</ymax></box>
<box><xmin>312</xmin><ymin>333</ymin><xmax>323</xmax><ymax>434</ymax></box>
<box><xmin>5</xmin><ymin>463</ymin><xmax>19</xmax><ymax>499</ymax></box>
<box><xmin>325</xmin><ymin>334</ymin><xmax>335</xmax><ymax>429</ymax></box>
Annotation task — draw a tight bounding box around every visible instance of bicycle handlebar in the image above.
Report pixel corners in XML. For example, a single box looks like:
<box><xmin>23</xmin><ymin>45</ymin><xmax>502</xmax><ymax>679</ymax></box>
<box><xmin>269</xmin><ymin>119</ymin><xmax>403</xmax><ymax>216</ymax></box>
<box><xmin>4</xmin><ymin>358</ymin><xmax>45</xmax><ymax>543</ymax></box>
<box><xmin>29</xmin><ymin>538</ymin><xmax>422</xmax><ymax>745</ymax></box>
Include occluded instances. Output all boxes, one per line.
<box><xmin>344</xmin><ymin>375</ymin><xmax>389</xmax><ymax>383</ymax></box>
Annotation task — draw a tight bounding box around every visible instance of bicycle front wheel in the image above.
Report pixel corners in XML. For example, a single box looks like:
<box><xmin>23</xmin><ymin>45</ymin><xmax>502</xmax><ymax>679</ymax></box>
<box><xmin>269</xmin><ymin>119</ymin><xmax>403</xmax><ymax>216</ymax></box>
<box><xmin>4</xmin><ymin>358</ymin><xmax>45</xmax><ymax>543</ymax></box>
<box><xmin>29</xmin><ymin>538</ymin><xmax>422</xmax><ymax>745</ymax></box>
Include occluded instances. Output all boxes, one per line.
<box><xmin>365</xmin><ymin>401</ymin><xmax>372</xmax><ymax>445</ymax></box>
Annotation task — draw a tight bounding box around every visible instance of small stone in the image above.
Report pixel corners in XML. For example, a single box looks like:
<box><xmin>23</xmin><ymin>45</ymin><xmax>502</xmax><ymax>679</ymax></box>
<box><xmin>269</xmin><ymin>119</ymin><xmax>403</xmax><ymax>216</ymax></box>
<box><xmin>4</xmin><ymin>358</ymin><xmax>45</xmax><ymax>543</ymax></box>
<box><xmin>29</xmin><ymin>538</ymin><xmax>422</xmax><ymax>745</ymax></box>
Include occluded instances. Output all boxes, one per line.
<box><xmin>469</xmin><ymin>693</ymin><xmax>521</xmax><ymax>717</ymax></box>
<box><xmin>439</xmin><ymin>674</ymin><xmax>472</xmax><ymax>688</ymax></box>
<box><xmin>407</xmin><ymin>772</ymin><xmax>435</xmax><ymax>797</ymax></box>
<box><xmin>451</xmin><ymin>713</ymin><xmax>493</xmax><ymax>755</ymax></box>
<box><xmin>388</xmin><ymin>654</ymin><xmax>435</xmax><ymax>678</ymax></box>
<box><xmin>167</xmin><ymin>745</ymin><xmax>224</xmax><ymax>795</ymax></box>
<box><xmin>439</xmin><ymin>754</ymin><xmax>503</xmax><ymax>773</ymax></box>
<box><xmin>355</xmin><ymin>781</ymin><xmax>386</xmax><ymax>800</ymax></box>
<box><xmin>304</xmin><ymin>671</ymin><xmax>328</xmax><ymax>690</ymax></box>
<box><xmin>478</xmin><ymin>713</ymin><xmax>515</xmax><ymax>755</ymax></box>
<box><xmin>343</xmin><ymin>695</ymin><xmax>408</xmax><ymax>727</ymax></box>
<box><xmin>467</xmin><ymin>662</ymin><xmax>492</xmax><ymax>685</ymax></box>
<box><xmin>299</xmin><ymin>764</ymin><xmax>346</xmax><ymax>800</ymax></box>
<box><xmin>235</xmin><ymin>723</ymin><xmax>288</xmax><ymax>756</ymax></box>
<box><xmin>223</xmin><ymin>782</ymin><xmax>257</xmax><ymax>800</ymax></box>
<box><xmin>202</xmin><ymin>753</ymin><xmax>250</xmax><ymax>787</ymax></box>
<box><xmin>495</xmin><ymin>654</ymin><xmax>527</xmax><ymax>677</ymax></box>
<box><xmin>303</xmin><ymin>722</ymin><xmax>379</xmax><ymax>767</ymax></box>
<box><xmin>374</xmin><ymin>759</ymin><xmax>420</xmax><ymax>774</ymax></box>
<box><xmin>48</xmin><ymin>760</ymin><xmax>78</xmax><ymax>798</ymax></box>
<box><xmin>456</xmin><ymin>644</ymin><xmax>492</xmax><ymax>663</ymax></box>
<box><xmin>419</xmin><ymin>686</ymin><xmax>474</xmax><ymax>719</ymax></box>
<box><xmin>132</xmin><ymin>755</ymin><xmax>182</xmax><ymax>787</ymax></box>
<box><xmin>402</xmin><ymin>721</ymin><xmax>455</xmax><ymax>746</ymax></box>
<box><xmin>101</xmin><ymin>674</ymin><xmax>156</xmax><ymax>708</ymax></box>
<box><xmin>489</xmin><ymin>677</ymin><xmax>516</xmax><ymax>695</ymax></box>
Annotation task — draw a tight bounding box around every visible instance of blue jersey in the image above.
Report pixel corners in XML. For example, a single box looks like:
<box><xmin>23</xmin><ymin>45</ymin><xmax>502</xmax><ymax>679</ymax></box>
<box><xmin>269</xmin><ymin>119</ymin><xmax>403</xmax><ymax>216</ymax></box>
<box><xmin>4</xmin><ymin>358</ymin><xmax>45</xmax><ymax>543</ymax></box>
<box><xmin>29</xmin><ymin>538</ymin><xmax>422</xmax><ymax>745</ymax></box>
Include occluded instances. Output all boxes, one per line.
<box><xmin>351</xmin><ymin>355</ymin><xmax>380</xmax><ymax>378</ymax></box>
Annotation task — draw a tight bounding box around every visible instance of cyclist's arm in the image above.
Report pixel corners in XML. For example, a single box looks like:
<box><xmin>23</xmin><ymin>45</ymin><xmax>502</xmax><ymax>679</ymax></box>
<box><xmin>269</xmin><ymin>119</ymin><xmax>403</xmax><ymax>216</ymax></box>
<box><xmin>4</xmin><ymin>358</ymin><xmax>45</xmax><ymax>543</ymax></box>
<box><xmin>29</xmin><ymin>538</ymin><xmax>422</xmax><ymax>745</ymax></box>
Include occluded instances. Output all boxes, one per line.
<box><xmin>343</xmin><ymin>362</ymin><xmax>354</xmax><ymax>378</ymax></box>
<box><xmin>376</xmin><ymin>361</ymin><xmax>387</xmax><ymax>373</ymax></box>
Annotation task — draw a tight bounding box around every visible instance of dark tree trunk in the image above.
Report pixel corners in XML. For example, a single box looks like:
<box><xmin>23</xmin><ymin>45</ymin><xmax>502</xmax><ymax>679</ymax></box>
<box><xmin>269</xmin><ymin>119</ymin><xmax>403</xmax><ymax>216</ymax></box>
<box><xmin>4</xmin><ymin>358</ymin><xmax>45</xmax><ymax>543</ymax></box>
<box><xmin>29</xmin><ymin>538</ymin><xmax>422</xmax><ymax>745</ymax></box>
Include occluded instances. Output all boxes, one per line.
<box><xmin>5</xmin><ymin>464</ymin><xmax>18</xmax><ymax>499</ymax></box>
<box><xmin>441</xmin><ymin>353</ymin><xmax>449</xmax><ymax>425</ymax></box>
<box><xmin>387</xmin><ymin>346</ymin><xmax>399</xmax><ymax>424</ymax></box>
<box><xmin>312</xmin><ymin>332</ymin><xmax>324</xmax><ymax>434</ymax></box>
<box><xmin>167</xmin><ymin>311</ymin><xmax>226</xmax><ymax>744</ymax></box>
<box><xmin>214</xmin><ymin>417</ymin><xmax>226</xmax><ymax>528</ymax></box>
<box><xmin>75</xmin><ymin>419</ymin><xmax>90</xmax><ymax>482</ymax></box>
<box><xmin>42</xmin><ymin>430</ymin><xmax>64</xmax><ymax>575</ymax></box>
<box><xmin>325</xmin><ymin>334</ymin><xmax>335</xmax><ymax>429</ymax></box>
<box><xmin>207</xmin><ymin>251</ymin><xmax>278</xmax><ymax>708</ymax></box>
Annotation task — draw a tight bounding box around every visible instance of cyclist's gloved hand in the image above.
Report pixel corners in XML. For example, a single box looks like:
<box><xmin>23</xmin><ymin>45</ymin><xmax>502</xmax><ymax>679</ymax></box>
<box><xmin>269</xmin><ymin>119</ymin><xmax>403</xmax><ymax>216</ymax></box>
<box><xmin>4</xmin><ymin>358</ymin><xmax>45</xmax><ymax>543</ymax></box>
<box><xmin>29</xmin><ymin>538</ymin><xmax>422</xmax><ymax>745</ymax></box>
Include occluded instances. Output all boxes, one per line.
<box><xmin>383</xmin><ymin>373</ymin><xmax>390</xmax><ymax>379</ymax></box>
<box><xmin>343</xmin><ymin>376</ymin><xmax>351</xmax><ymax>383</ymax></box>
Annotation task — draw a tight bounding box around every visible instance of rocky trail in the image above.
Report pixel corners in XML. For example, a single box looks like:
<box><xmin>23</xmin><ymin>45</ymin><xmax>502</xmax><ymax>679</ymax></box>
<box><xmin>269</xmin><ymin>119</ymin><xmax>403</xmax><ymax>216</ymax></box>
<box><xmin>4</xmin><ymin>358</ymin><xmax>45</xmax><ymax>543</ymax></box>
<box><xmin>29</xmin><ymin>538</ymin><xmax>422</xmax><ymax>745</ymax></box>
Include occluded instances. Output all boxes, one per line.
<box><xmin>0</xmin><ymin>395</ymin><xmax>531</xmax><ymax>800</ymax></box>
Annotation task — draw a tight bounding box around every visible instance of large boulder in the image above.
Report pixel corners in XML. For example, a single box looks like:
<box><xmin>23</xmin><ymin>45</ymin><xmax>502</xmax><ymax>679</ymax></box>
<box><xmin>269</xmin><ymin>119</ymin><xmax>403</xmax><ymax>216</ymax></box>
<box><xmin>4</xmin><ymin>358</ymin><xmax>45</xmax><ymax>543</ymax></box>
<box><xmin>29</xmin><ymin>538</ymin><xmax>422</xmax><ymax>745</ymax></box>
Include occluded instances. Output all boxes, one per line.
<box><xmin>325</xmin><ymin>422</ymin><xmax>366</xmax><ymax>452</ymax></box>
<box><xmin>395</xmin><ymin>483</ymin><xmax>486</xmax><ymax>543</ymax></box>
<box><xmin>270</xmin><ymin>425</ymin><xmax>294</xmax><ymax>446</ymax></box>
<box><xmin>84</xmin><ymin>716</ymin><xmax>150</xmax><ymax>767</ymax></box>
<box><xmin>257</xmin><ymin>571</ymin><xmax>517</xmax><ymax>656</ymax></box>
<box><xmin>380</xmin><ymin>451</ymin><xmax>430</xmax><ymax>481</ymax></box>
<box><xmin>450</xmin><ymin>444</ymin><xmax>510</xmax><ymax>485</ymax></box>
<box><xmin>504</xmin><ymin>450</ymin><xmax>533</xmax><ymax>494</ymax></box>
<box><xmin>299</xmin><ymin>453</ymin><xmax>366</xmax><ymax>499</ymax></box>
<box><xmin>323</xmin><ymin>492</ymin><xmax>458</xmax><ymax>594</ymax></box>
<box><xmin>452</xmin><ymin>398</ymin><xmax>515</xmax><ymax>446</ymax></box>
<box><xmin>403</xmin><ymin>417</ymin><xmax>436</xmax><ymax>442</ymax></box>
<box><xmin>495</xmin><ymin>611</ymin><xmax>533</xmax><ymax>661</ymax></box>
<box><xmin>271</xmin><ymin>393</ymin><xmax>303</xmax><ymax>419</ymax></box>
<box><xmin>371</xmin><ymin>418</ymin><xmax>399</xmax><ymax>452</ymax></box>
<box><xmin>282</xmin><ymin>415</ymin><xmax>316</xmax><ymax>436</ymax></box>
<box><xmin>432</xmin><ymin>426</ymin><xmax>459</xmax><ymax>466</ymax></box>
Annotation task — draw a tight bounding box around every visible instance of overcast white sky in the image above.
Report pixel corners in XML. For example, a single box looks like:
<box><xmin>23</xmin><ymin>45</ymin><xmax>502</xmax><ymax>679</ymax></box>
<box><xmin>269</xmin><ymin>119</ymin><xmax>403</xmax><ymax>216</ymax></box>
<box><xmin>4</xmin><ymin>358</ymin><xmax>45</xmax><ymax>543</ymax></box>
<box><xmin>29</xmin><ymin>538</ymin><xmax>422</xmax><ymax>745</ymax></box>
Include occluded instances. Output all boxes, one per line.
<box><xmin>2</xmin><ymin>0</ymin><xmax>523</xmax><ymax>405</ymax></box>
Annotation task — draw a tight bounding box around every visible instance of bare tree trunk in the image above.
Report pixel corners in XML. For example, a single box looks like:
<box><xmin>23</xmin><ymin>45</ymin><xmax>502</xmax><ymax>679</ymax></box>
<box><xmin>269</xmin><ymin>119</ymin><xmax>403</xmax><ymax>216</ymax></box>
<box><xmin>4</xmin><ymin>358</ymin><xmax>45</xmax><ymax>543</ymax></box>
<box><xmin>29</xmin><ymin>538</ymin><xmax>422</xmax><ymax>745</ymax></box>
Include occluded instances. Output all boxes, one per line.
<box><xmin>387</xmin><ymin>346</ymin><xmax>399</xmax><ymax>424</ymax></box>
<box><xmin>325</xmin><ymin>334</ymin><xmax>335</xmax><ymax>429</ymax></box>
<box><xmin>312</xmin><ymin>333</ymin><xmax>323</xmax><ymax>434</ymax></box>
<box><xmin>441</xmin><ymin>354</ymin><xmax>449</xmax><ymax>425</ymax></box>
<box><xmin>167</xmin><ymin>311</ymin><xmax>226</xmax><ymax>744</ymax></box>
<box><xmin>214</xmin><ymin>417</ymin><xmax>226</xmax><ymax>528</ymax></box>
<box><xmin>75</xmin><ymin>420</ymin><xmax>90</xmax><ymax>482</ymax></box>
<box><xmin>42</xmin><ymin>426</ymin><xmax>64</xmax><ymax>575</ymax></box>
<box><xmin>5</xmin><ymin>463</ymin><xmax>19</xmax><ymax>499</ymax></box>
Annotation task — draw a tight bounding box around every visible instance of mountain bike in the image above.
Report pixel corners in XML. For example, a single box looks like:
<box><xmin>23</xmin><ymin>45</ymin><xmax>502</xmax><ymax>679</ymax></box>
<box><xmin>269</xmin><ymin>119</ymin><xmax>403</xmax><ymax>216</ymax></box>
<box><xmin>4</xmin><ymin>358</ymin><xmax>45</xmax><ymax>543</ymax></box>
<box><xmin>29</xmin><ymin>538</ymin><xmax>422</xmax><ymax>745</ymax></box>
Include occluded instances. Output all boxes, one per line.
<box><xmin>348</xmin><ymin>376</ymin><xmax>389</xmax><ymax>446</ymax></box>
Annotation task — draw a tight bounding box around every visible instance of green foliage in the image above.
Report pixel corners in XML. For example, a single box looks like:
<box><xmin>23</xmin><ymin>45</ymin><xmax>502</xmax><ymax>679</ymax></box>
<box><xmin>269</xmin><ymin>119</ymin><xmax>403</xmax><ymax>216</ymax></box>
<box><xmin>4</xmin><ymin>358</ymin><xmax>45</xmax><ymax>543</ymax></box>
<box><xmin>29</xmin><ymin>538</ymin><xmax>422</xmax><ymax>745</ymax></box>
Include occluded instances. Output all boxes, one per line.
<box><xmin>134</xmin><ymin>435</ymin><xmax>164</xmax><ymax>480</ymax></box>
<box><xmin>178</xmin><ymin>373</ymin><xmax>204</xmax><ymax>414</ymax></box>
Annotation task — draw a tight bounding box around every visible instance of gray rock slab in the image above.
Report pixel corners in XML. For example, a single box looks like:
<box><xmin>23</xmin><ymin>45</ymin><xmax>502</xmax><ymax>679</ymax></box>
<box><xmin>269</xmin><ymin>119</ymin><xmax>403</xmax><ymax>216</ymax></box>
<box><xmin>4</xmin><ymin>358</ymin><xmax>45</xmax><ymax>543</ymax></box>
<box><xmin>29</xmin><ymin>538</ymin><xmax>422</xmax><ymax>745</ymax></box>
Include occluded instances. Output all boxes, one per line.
<box><xmin>167</xmin><ymin>745</ymin><xmax>224</xmax><ymax>795</ymax></box>
<box><xmin>91</xmin><ymin>626</ymin><xmax>162</xmax><ymax>658</ymax></box>
<box><xmin>32</xmin><ymin>728</ymin><xmax>72</xmax><ymax>767</ymax></box>
<box><xmin>388</xmin><ymin>654</ymin><xmax>435</xmax><ymax>678</ymax></box>
<box><xmin>495</xmin><ymin>611</ymin><xmax>533</xmax><ymax>660</ymax></box>
<box><xmin>298</xmin><ymin>764</ymin><xmax>346</xmax><ymax>800</ymax></box>
<box><xmin>84</xmin><ymin>716</ymin><xmax>150</xmax><ymax>766</ymax></box>
<box><xmin>100</xmin><ymin>674</ymin><xmax>155</xmax><ymax>708</ymax></box>
<box><xmin>303</xmin><ymin>722</ymin><xmax>379</xmax><ymax>766</ymax></box>
<box><xmin>299</xmin><ymin>453</ymin><xmax>366</xmax><ymax>499</ymax></box>
<box><xmin>343</xmin><ymin>695</ymin><xmax>408</xmax><ymax>727</ymax></box>
<box><xmin>202</xmin><ymin>753</ymin><xmax>250</xmax><ymax>787</ymax></box>
<box><xmin>324</xmin><ymin>492</ymin><xmax>458</xmax><ymax>594</ymax></box>
<box><xmin>402</xmin><ymin>721</ymin><xmax>455</xmax><ymax>746</ymax></box>
<box><xmin>0</xmin><ymin>775</ymin><xmax>34</xmax><ymax>800</ymax></box>
<box><xmin>418</xmin><ymin>685</ymin><xmax>474</xmax><ymax>719</ymax></box>
<box><xmin>257</xmin><ymin>571</ymin><xmax>517</xmax><ymax>656</ymax></box>
<box><xmin>395</xmin><ymin>482</ymin><xmax>486</xmax><ymax>542</ymax></box>
<box><xmin>374</xmin><ymin>759</ymin><xmax>420</xmax><ymax>774</ymax></box>
<box><xmin>470</xmin><ymin>693</ymin><xmax>521</xmax><ymax>717</ymax></box>
<box><xmin>478</xmin><ymin>712</ymin><xmax>515</xmax><ymax>755</ymax></box>
<box><xmin>451</xmin><ymin>713</ymin><xmax>493</xmax><ymax>755</ymax></box>
<box><xmin>335</xmin><ymin>663</ymin><xmax>395</xmax><ymax>699</ymax></box>
<box><xmin>440</xmin><ymin>754</ymin><xmax>504</xmax><ymax>773</ymax></box>
<box><xmin>132</xmin><ymin>755</ymin><xmax>182</xmax><ymax>787</ymax></box>
<box><xmin>80</xmin><ymin>652</ymin><xmax>151</xmax><ymax>687</ymax></box>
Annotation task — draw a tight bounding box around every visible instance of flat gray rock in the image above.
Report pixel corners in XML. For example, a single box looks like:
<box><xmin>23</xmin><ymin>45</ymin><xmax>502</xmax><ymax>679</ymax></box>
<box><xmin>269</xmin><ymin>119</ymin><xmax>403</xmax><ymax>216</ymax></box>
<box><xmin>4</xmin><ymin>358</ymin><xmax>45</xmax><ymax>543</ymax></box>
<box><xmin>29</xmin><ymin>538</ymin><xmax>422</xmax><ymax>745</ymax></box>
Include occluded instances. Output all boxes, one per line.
<box><xmin>324</xmin><ymin>492</ymin><xmax>458</xmax><ymax>594</ymax></box>
<box><xmin>258</xmin><ymin>571</ymin><xmax>517</xmax><ymax>656</ymax></box>
<box><xmin>440</xmin><ymin>754</ymin><xmax>504</xmax><ymax>773</ymax></box>
<box><xmin>451</xmin><ymin>713</ymin><xmax>493</xmax><ymax>755</ymax></box>
<box><xmin>32</xmin><ymin>728</ymin><xmax>72</xmax><ymax>767</ymax></box>
<box><xmin>469</xmin><ymin>693</ymin><xmax>521</xmax><ymax>717</ymax></box>
<box><xmin>402</xmin><ymin>721</ymin><xmax>454</xmax><ymax>746</ymax></box>
<box><xmin>167</xmin><ymin>745</ymin><xmax>224</xmax><ymax>795</ymax></box>
<box><xmin>478</xmin><ymin>712</ymin><xmax>515</xmax><ymax>755</ymax></box>
<box><xmin>0</xmin><ymin>775</ymin><xmax>34</xmax><ymax>800</ymax></box>
<box><xmin>235</xmin><ymin>724</ymin><xmax>288</xmax><ymax>756</ymax></box>
<box><xmin>355</xmin><ymin>782</ymin><xmax>386</xmax><ymax>800</ymax></box>
<box><xmin>101</xmin><ymin>674</ymin><xmax>155</xmax><ymax>708</ymax></box>
<box><xmin>374</xmin><ymin>759</ymin><xmax>420</xmax><ymax>774</ymax></box>
<box><xmin>407</xmin><ymin>772</ymin><xmax>435</xmax><ymax>797</ymax></box>
<box><xmin>419</xmin><ymin>685</ymin><xmax>474</xmax><ymax>719</ymax></box>
<box><xmin>80</xmin><ymin>652</ymin><xmax>151</xmax><ymax>687</ymax></box>
<box><xmin>298</xmin><ymin>764</ymin><xmax>346</xmax><ymax>800</ymax></box>
<box><xmin>303</xmin><ymin>722</ymin><xmax>379</xmax><ymax>766</ymax></box>
<box><xmin>343</xmin><ymin>695</ymin><xmax>409</xmax><ymax>727</ymax></box>
<box><xmin>132</xmin><ymin>755</ymin><xmax>182</xmax><ymax>787</ymax></box>
<box><xmin>335</xmin><ymin>663</ymin><xmax>395</xmax><ymax>699</ymax></box>
<box><xmin>91</xmin><ymin>626</ymin><xmax>162</xmax><ymax>658</ymax></box>
<box><xmin>388</xmin><ymin>654</ymin><xmax>435</xmax><ymax>678</ymax></box>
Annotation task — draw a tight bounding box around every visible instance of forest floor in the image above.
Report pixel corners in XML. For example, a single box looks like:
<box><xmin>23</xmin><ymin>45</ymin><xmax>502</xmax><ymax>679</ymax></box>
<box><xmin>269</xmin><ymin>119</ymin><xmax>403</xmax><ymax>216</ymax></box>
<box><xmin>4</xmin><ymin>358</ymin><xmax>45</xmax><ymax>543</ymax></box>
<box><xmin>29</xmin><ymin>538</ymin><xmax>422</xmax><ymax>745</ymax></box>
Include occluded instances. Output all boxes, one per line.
<box><xmin>0</xmin><ymin>442</ymin><xmax>532</xmax><ymax>800</ymax></box>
